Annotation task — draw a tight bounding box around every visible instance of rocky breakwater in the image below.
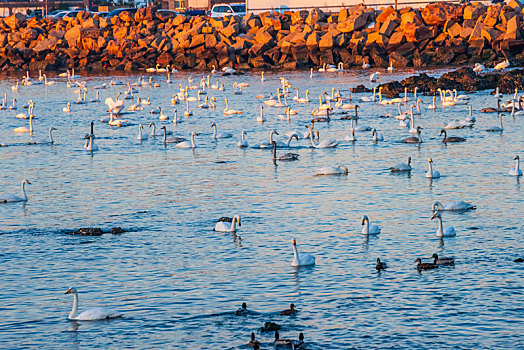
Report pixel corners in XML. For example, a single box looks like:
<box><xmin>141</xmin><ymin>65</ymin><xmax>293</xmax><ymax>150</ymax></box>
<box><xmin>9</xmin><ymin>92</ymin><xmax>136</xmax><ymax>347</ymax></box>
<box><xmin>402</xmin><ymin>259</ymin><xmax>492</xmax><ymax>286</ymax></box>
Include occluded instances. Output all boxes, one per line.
<box><xmin>1</xmin><ymin>2</ymin><xmax>524</xmax><ymax>72</ymax></box>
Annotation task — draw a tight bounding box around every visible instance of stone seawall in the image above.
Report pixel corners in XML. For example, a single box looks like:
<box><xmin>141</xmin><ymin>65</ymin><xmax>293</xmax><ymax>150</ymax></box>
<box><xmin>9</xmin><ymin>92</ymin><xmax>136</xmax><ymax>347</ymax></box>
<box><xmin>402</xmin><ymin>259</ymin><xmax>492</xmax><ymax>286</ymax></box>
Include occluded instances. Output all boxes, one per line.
<box><xmin>1</xmin><ymin>2</ymin><xmax>524</xmax><ymax>72</ymax></box>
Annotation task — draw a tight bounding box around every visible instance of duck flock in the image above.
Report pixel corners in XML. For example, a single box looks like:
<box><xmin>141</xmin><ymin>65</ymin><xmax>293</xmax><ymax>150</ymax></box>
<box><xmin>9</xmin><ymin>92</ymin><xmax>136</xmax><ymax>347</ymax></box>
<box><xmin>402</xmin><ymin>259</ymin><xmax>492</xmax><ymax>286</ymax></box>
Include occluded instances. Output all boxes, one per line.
<box><xmin>0</xmin><ymin>65</ymin><xmax>523</xmax><ymax>348</ymax></box>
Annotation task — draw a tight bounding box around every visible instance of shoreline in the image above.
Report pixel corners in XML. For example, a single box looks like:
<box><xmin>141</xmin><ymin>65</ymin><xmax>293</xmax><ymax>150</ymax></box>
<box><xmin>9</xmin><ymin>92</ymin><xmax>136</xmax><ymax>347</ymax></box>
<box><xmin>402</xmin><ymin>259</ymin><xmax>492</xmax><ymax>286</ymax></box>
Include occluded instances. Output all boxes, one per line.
<box><xmin>1</xmin><ymin>3</ymin><xmax>524</xmax><ymax>73</ymax></box>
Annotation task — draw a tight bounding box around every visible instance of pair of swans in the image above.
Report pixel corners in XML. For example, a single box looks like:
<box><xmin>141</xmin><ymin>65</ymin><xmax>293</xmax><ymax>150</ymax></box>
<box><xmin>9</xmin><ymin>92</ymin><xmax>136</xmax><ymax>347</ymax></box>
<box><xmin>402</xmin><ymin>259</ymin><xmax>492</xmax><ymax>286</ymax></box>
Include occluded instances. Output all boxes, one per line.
<box><xmin>271</xmin><ymin>140</ymin><xmax>299</xmax><ymax>161</ymax></box>
<box><xmin>307</xmin><ymin>126</ymin><xmax>338</xmax><ymax>148</ymax></box>
<box><xmin>65</xmin><ymin>287</ymin><xmax>122</xmax><ymax>320</ymax></box>
<box><xmin>1</xmin><ymin>179</ymin><xmax>31</xmax><ymax>203</ymax></box>
<box><xmin>261</xmin><ymin>130</ymin><xmax>298</xmax><ymax>148</ymax></box>
<box><xmin>214</xmin><ymin>215</ymin><xmax>241</xmax><ymax>232</ymax></box>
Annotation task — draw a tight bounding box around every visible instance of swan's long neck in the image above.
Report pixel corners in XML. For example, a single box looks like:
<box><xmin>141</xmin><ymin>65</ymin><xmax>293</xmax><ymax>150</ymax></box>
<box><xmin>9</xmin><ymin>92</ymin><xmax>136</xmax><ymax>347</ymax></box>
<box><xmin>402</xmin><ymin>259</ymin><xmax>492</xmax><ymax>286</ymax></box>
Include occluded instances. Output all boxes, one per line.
<box><xmin>309</xmin><ymin>128</ymin><xmax>318</xmax><ymax>148</ymax></box>
<box><xmin>88</xmin><ymin>136</ymin><xmax>94</xmax><ymax>150</ymax></box>
<box><xmin>49</xmin><ymin>128</ymin><xmax>54</xmax><ymax>143</ymax></box>
<box><xmin>212</xmin><ymin>125</ymin><xmax>217</xmax><ymax>138</ymax></box>
<box><xmin>231</xmin><ymin>216</ymin><xmax>239</xmax><ymax>231</ymax></box>
<box><xmin>286</xmin><ymin>134</ymin><xmax>295</xmax><ymax>146</ymax></box>
<box><xmin>441</xmin><ymin>130</ymin><xmax>447</xmax><ymax>142</ymax></box>
<box><xmin>416</xmin><ymin>99</ymin><xmax>420</xmax><ymax>113</ymax></box>
<box><xmin>418</xmin><ymin>129</ymin><xmax>423</xmax><ymax>143</ymax></box>
<box><xmin>363</xmin><ymin>217</ymin><xmax>369</xmax><ymax>234</ymax></box>
<box><xmin>190</xmin><ymin>132</ymin><xmax>196</xmax><ymax>148</ymax></box>
<box><xmin>432</xmin><ymin>201</ymin><xmax>443</xmax><ymax>212</ymax></box>
<box><xmin>138</xmin><ymin>126</ymin><xmax>143</xmax><ymax>139</ymax></box>
<box><xmin>151</xmin><ymin>123</ymin><xmax>156</xmax><ymax>136</ymax></box>
<box><xmin>428</xmin><ymin>160</ymin><xmax>434</xmax><ymax>175</ymax></box>
<box><xmin>29</xmin><ymin>116</ymin><xmax>33</xmax><ymax>134</ymax></box>
<box><xmin>21</xmin><ymin>181</ymin><xmax>28</xmax><ymax>201</ymax></box>
<box><xmin>499</xmin><ymin>113</ymin><xmax>503</xmax><ymax>129</ymax></box>
<box><xmin>163</xmin><ymin>127</ymin><xmax>167</xmax><ymax>143</ymax></box>
<box><xmin>437</xmin><ymin>215</ymin><xmax>444</xmax><ymax>237</ymax></box>
<box><xmin>241</xmin><ymin>132</ymin><xmax>245</xmax><ymax>142</ymax></box>
<box><xmin>410</xmin><ymin>108</ymin><xmax>414</xmax><ymax>125</ymax></box>
<box><xmin>292</xmin><ymin>243</ymin><xmax>299</xmax><ymax>264</ymax></box>
<box><xmin>516</xmin><ymin>158</ymin><xmax>520</xmax><ymax>173</ymax></box>
<box><xmin>269</xmin><ymin>131</ymin><xmax>275</xmax><ymax>144</ymax></box>
<box><xmin>414</xmin><ymin>87</ymin><xmax>417</xmax><ymax>99</ymax></box>
<box><xmin>69</xmin><ymin>291</ymin><xmax>79</xmax><ymax>319</ymax></box>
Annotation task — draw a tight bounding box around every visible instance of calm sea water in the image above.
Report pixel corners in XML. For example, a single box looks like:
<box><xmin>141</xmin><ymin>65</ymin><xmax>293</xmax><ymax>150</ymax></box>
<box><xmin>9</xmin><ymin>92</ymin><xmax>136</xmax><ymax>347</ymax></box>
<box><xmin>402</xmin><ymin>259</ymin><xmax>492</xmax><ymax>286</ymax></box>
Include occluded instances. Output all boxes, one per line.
<box><xmin>0</xmin><ymin>68</ymin><xmax>523</xmax><ymax>349</ymax></box>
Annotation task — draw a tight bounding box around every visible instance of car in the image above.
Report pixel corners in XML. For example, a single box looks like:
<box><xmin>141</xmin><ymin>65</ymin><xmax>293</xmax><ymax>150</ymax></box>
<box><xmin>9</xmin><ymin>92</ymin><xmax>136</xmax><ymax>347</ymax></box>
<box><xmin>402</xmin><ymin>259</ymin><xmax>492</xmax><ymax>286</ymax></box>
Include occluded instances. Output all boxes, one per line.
<box><xmin>96</xmin><ymin>11</ymin><xmax>109</xmax><ymax>18</ymax></box>
<box><xmin>27</xmin><ymin>10</ymin><xmax>43</xmax><ymax>19</ymax></box>
<box><xmin>46</xmin><ymin>9</ymin><xmax>65</xmax><ymax>18</ymax></box>
<box><xmin>105</xmin><ymin>7</ymin><xmax>138</xmax><ymax>19</ymax></box>
<box><xmin>156</xmin><ymin>9</ymin><xmax>183</xmax><ymax>18</ymax></box>
<box><xmin>209</xmin><ymin>3</ymin><xmax>246</xmax><ymax>18</ymax></box>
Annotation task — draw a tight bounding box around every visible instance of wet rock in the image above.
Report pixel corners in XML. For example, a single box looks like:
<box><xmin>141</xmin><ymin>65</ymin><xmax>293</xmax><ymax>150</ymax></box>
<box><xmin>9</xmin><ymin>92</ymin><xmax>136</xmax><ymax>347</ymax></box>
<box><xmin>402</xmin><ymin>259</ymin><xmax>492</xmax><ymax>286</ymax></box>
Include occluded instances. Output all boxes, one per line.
<box><xmin>71</xmin><ymin>227</ymin><xmax>104</xmax><ymax>236</ymax></box>
<box><xmin>111</xmin><ymin>227</ymin><xmax>126</xmax><ymax>234</ymax></box>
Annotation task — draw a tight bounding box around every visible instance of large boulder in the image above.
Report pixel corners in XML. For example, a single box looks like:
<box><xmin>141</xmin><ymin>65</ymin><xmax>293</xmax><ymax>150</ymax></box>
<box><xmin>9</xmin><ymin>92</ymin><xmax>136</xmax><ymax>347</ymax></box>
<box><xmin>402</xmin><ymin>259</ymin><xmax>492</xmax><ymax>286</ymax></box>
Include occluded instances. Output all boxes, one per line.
<box><xmin>4</xmin><ymin>13</ymin><xmax>26</xmax><ymax>30</ymax></box>
<box><xmin>463</xmin><ymin>3</ymin><xmax>487</xmax><ymax>21</ymax></box>
<box><xmin>421</xmin><ymin>2</ymin><xmax>459</xmax><ymax>26</ymax></box>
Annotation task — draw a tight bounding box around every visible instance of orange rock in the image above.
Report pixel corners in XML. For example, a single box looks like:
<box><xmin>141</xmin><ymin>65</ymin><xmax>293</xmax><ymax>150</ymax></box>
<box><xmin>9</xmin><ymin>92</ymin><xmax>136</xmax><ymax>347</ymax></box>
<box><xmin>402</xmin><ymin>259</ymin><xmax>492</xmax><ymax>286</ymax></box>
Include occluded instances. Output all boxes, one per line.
<box><xmin>379</xmin><ymin>18</ymin><xmax>399</xmax><ymax>37</ymax></box>
<box><xmin>463</xmin><ymin>3</ymin><xmax>487</xmax><ymax>21</ymax></box>
<box><xmin>4</xmin><ymin>13</ymin><xmax>26</xmax><ymax>30</ymax></box>
<box><xmin>376</xmin><ymin>6</ymin><xmax>397</xmax><ymax>23</ymax></box>
<box><xmin>421</xmin><ymin>2</ymin><xmax>459</xmax><ymax>26</ymax></box>
<box><xmin>318</xmin><ymin>31</ymin><xmax>333</xmax><ymax>50</ymax></box>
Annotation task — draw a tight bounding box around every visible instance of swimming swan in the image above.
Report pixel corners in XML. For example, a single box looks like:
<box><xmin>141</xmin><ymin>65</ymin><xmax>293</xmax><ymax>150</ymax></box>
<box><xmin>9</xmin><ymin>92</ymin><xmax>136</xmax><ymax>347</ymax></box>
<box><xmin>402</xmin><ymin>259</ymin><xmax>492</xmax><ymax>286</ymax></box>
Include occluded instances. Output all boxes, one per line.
<box><xmin>390</xmin><ymin>156</ymin><xmax>412</xmax><ymax>172</ymax></box>
<box><xmin>361</xmin><ymin>215</ymin><xmax>380</xmax><ymax>235</ymax></box>
<box><xmin>175</xmin><ymin>132</ymin><xmax>197</xmax><ymax>148</ymax></box>
<box><xmin>431</xmin><ymin>212</ymin><xmax>456</xmax><ymax>237</ymax></box>
<box><xmin>307</xmin><ymin>126</ymin><xmax>338</xmax><ymax>148</ymax></box>
<box><xmin>291</xmin><ymin>238</ymin><xmax>315</xmax><ymax>267</ymax></box>
<box><xmin>432</xmin><ymin>200</ymin><xmax>476</xmax><ymax>211</ymax></box>
<box><xmin>426</xmin><ymin>158</ymin><xmax>441</xmax><ymax>178</ymax></box>
<box><xmin>214</xmin><ymin>215</ymin><xmax>241</xmax><ymax>232</ymax></box>
<box><xmin>0</xmin><ymin>179</ymin><xmax>31</xmax><ymax>203</ymax></box>
<box><xmin>314</xmin><ymin>165</ymin><xmax>349</xmax><ymax>175</ymax></box>
<box><xmin>508</xmin><ymin>155</ymin><xmax>522</xmax><ymax>176</ymax></box>
<box><xmin>65</xmin><ymin>287</ymin><xmax>122</xmax><ymax>321</ymax></box>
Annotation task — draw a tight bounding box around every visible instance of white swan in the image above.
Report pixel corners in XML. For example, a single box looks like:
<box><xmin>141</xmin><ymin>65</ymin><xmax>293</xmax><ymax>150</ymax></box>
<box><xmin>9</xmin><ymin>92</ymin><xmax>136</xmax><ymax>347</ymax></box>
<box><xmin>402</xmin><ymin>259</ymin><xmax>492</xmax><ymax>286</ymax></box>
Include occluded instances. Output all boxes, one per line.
<box><xmin>361</xmin><ymin>215</ymin><xmax>380</xmax><ymax>235</ymax></box>
<box><xmin>427</xmin><ymin>96</ymin><xmax>436</xmax><ymax>110</ymax></box>
<box><xmin>473</xmin><ymin>63</ymin><xmax>485</xmax><ymax>73</ymax></box>
<box><xmin>432</xmin><ymin>200</ymin><xmax>476</xmax><ymax>212</ymax></box>
<box><xmin>314</xmin><ymin>165</ymin><xmax>348</xmax><ymax>176</ymax></box>
<box><xmin>28</xmin><ymin>127</ymin><xmax>56</xmax><ymax>145</ymax></box>
<box><xmin>105</xmin><ymin>93</ymin><xmax>124</xmax><ymax>115</ymax></box>
<box><xmin>257</xmin><ymin>105</ymin><xmax>265</xmax><ymax>122</ymax></box>
<box><xmin>63</xmin><ymin>102</ymin><xmax>71</xmax><ymax>113</ymax></box>
<box><xmin>84</xmin><ymin>135</ymin><xmax>98</xmax><ymax>151</ymax></box>
<box><xmin>372</xmin><ymin>128</ymin><xmax>384</xmax><ymax>142</ymax></box>
<box><xmin>0</xmin><ymin>179</ymin><xmax>31</xmax><ymax>203</ymax></box>
<box><xmin>65</xmin><ymin>287</ymin><xmax>122</xmax><ymax>321</ymax></box>
<box><xmin>223</xmin><ymin>98</ymin><xmax>242</xmax><ymax>115</ymax></box>
<box><xmin>509</xmin><ymin>155</ymin><xmax>522</xmax><ymax>176</ymax></box>
<box><xmin>390</xmin><ymin>157</ymin><xmax>412</xmax><ymax>172</ymax></box>
<box><xmin>211</xmin><ymin>122</ymin><xmax>232</xmax><ymax>139</ymax></box>
<box><xmin>494</xmin><ymin>59</ymin><xmax>509</xmax><ymax>71</ymax></box>
<box><xmin>13</xmin><ymin>114</ymin><xmax>34</xmax><ymax>134</ymax></box>
<box><xmin>146</xmin><ymin>63</ymin><xmax>160</xmax><ymax>73</ymax></box>
<box><xmin>486</xmin><ymin>110</ymin><xmax>504</xmax><ymax>132</ymax></box>
<box><xmin>431</xmin><ymin>212</ymin><xmax>456</xmax><ymax>237</ymax></box>
<box><xmin>150</xmin><ymin>122</ymin><xmax>172</xmax><ymax>137</ymax></box>
<box><xmin>237</xmin><ymin>131</ymin><xmax>249</xmax><ymax>148</ymax></box>
<box><xmin>426</xmin><ymin>158</ymin><xmax>441</xmax><ymax>178</ymax></box>
<box><xmin>291</xmin><ymin>238</ymin><xmax>315</xmax><ymax>267</ymax></box>
<box><xmin>214</xmin><ymin>215</ymin><xmax>241</xmax><ymax>232</ymax></box>
<box><xmin>307</xmin><ymin>126</ymin><xmax>338</xmax><ymax>148</ymax></box>
<box><xmin>175</xmin><ymin>132</ymin><xmax>197</xmax><ymax>148</ymax></box>
<box><xmin>369</xmin><ymin>71</ymin><xmax>380</xmax><ymax>82</ymax></box>
<box><xmin>137</xmin><ymin>124</ymin><xmax>149</xmax><ymax>141</ymax></box>
<box><xmin>344</xmin><ymin>128</ymin><xmax>356</xmax><ymax>142</ymax></box>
